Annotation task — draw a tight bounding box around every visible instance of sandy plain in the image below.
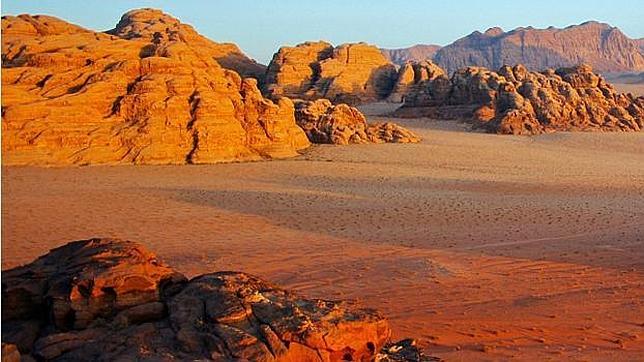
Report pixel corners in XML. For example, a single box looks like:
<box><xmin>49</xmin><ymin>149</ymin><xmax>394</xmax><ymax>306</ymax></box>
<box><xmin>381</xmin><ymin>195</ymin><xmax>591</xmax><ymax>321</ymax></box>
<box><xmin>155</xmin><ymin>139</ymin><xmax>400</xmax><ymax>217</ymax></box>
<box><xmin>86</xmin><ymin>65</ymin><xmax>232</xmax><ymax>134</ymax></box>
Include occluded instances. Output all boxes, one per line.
<box><xmin>2</xmin><ymin>103</ymin><xmax>643</xmax><ymax>361</ymax></box>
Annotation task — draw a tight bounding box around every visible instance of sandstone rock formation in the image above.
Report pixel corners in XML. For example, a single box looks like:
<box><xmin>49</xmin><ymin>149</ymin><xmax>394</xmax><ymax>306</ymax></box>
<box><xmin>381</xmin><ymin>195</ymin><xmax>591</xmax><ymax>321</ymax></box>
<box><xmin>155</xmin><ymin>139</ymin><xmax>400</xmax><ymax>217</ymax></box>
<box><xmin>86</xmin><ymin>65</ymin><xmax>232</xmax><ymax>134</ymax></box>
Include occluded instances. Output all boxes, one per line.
<box><xmin>381</xmin><ymin>45</ymin><xmax>442</xmax><ymax>65</ymax></box>
<box><xmin>387</xmin><ymin>60</ymin><xmax>449</xmax><ymax>103</ymax></box>
<box><xmin>107</xmin><ymin>8</ymin><xmax>266</xmax><ymax>79</ymax></box>
<box><xmin>2</xmin><ymin>238</ymin><xmax>403</xmax><ymax>361</ymax></box>
<box><xmin>295</xmin><ymin>99</ymin><xmax>420</xmax><ymax>144</ymax></box>
<box><xmin>1</xmin><ymin>9</ymin><xmax>309</xmax><ymax>166</ymax></box>
<box><xmin>264</xmin><ymin>41</ymin><xmax>397</xmax><ymax>104</ymax></box>
<box><xmin>433</xmin><ymin>22</ymin><xmax>644</xmax><ymax>74</ymax></box>
<box><xmin>395</xmin><ymin>64</ymin><xmax>644</xmax><ymax>135</ymax></box>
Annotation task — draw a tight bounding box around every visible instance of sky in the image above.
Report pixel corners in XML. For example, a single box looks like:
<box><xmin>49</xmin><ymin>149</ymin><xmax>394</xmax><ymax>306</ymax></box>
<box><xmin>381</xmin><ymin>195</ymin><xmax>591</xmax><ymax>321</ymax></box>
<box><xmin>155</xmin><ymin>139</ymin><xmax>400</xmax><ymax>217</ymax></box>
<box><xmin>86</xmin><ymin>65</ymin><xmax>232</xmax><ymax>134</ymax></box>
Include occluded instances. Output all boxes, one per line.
<box><xmin>3</xmin><ymin>0</ymin><xmax>643</xmax><ymax>64</ymax></box>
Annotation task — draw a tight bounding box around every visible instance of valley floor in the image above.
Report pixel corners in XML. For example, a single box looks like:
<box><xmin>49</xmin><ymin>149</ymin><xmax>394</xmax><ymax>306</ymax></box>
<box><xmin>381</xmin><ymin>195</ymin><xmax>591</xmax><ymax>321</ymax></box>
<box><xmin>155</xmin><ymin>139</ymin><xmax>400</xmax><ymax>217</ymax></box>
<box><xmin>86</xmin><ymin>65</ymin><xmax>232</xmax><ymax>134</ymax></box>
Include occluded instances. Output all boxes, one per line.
<box><xmin>3</xmin><ymin>104</ymin><xmax>643</xmax><ymax>360</ymax></box>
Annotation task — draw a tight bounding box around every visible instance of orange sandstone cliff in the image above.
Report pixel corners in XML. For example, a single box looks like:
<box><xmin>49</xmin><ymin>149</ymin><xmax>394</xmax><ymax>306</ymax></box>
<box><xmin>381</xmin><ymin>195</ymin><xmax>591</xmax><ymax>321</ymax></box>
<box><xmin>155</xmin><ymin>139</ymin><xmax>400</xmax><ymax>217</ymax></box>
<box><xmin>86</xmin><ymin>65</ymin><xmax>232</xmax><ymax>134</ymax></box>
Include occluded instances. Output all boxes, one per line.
<box><xmin>1</xmin><ymin>9</ymin><xmax>309</xmax><ymax>166</ymax></box>
<box><xmin>264</xmin><ymin>41</ymin><xmax>397</xmax><ymax>105</ymax></box>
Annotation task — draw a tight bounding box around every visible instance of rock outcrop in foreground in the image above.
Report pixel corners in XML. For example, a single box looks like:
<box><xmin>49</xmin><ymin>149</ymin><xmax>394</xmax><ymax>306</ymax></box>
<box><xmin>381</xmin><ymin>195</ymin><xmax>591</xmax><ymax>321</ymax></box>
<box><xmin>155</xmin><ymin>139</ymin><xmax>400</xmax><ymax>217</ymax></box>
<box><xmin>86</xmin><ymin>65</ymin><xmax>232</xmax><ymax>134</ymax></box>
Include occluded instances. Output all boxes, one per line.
<box><xmin>264</xmin><ymin>41</ymin><xmax>397</xmax><ymax>105</ymax></box>
<box><xmin>1</xmin><ymin>238</ymin><xmax>436</xmax><ymax>361</ymax></box>
<box><xmin>295</xmin><ymin>99</ymin><xmax>420</xmax><ymax>144</ymax></box>
<box><xmin>395</xmin><ymin>63</ymin><xmax>644</xmax><ymax>135</ymax></box>
<box><xmin>1</xmin><ymin>9</ymin><xmax>309</xmax><ymax>166</ymax></box>
<box><xmin>433</xmin><ymin>22</ymin><xmax>644</xmax><ymax>74</ymax></box>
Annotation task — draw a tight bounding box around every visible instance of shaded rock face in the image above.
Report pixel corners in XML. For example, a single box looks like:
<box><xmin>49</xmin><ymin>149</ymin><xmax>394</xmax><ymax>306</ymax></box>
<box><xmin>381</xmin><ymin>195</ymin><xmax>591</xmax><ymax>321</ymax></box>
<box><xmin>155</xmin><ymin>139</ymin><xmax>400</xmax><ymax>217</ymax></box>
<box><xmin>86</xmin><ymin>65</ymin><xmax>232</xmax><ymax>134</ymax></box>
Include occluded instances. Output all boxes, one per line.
<box><xmin>381</xmin><ymin>45</ymin><xmax>442</xmax><ymax>65</ymax></box>
<box><xmin>264</xmin><ymin>41</ymin><xmax>398</xmax><ymax>105</ymax></box>
<box><xmin>434</xmin><ymin>22</ymin><xmax>644</xmax><ymax>74</ymax></box>
<box><xmin>295</xmin><ymin>99</ymin><xmax>420</xmax><ymax>145</ymax></box>
<box><xmin>1</xmin><ymin>9</ymin><xmax>309</xmax><ymax>166</ymax></box>
<box><xmin>2</xmin><ymin>238</ymin><xmax>394</xmax><ymax>361</ymax></box>
<box><xmin>396</xmin><ymin>64</ymin><xmax>644</xmax><ymax>135</ymax></box>
<box><xmin>387</xmin><ymin>60</ymin><xmax>449</xmax><ymax>103</ymax></box>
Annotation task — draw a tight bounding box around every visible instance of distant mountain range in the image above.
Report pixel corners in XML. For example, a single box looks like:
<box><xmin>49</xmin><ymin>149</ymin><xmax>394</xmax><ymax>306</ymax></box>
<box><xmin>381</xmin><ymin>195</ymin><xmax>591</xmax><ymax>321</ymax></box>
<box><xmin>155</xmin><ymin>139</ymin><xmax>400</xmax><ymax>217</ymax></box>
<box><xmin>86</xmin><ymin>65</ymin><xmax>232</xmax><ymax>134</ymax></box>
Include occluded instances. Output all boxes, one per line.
<box><xmin>381</xmin><ymin>44</ymin><xmax>441</xmax><ymax>64</ymax></box>
<box><xmin>382</xmin><ymin>21</ymin><xmax>644</xmax><ymax>74</ymax></box>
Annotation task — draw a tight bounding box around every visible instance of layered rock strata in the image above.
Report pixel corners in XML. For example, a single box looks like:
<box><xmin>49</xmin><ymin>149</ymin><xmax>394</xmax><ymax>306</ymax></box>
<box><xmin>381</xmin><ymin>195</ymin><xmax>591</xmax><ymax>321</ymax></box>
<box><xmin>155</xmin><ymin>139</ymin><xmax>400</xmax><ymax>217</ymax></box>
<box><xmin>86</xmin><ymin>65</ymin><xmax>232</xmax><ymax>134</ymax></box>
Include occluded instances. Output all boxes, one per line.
<box><xmin>264</xmin><ymin>42</ymin><xmax>397</xmax><ymax>104</ymax></box>
<box><xmin>1</xmin><ymin>9</ymin><xmax>309</xmax><ymax>166</ymax></box>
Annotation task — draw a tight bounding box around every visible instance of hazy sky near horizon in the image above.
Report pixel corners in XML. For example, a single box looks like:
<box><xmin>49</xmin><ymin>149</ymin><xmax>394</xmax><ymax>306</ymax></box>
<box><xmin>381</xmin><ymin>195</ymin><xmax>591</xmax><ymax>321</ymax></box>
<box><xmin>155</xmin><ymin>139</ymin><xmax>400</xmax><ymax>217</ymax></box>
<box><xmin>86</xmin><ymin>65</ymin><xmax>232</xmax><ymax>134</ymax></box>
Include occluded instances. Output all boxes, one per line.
<box><xmin>3</xmin><ymin>0</ymin><xmax>643</xmax><ymax>64</ymax></box>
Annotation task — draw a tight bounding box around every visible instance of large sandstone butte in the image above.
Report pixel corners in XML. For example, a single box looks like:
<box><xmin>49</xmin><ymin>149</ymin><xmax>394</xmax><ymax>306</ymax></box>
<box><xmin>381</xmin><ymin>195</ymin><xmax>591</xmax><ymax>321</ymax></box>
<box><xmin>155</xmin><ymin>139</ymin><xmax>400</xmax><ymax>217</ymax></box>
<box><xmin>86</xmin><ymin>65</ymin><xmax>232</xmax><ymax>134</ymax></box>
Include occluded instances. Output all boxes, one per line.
<box><xmin>433</xmin><ymin>22</ymin><xmax>644</xmax><ymax>74</ymax></box>
<box><xmin>264</xmin><ymin>41</ymin><xmax>398</xmax><ymax>105</ymax></box>
<box><xmin>395</xmin><ymin>63</ymin><xmax>644</xmax><ymax>135</ymax></box>
<box><xmin>295</xmin><ymin>99</ymin><xmax>420</xmax><ymax>145</ymax></box>
<box><xmin>1</xmin><ymin>238</ymin><xmax>439</xmax><ymax>361</ymax></box>
<box><xmin>1</xmin><ymin>9</ymin><xmax>309</xmax><ymax>166</ymax></box>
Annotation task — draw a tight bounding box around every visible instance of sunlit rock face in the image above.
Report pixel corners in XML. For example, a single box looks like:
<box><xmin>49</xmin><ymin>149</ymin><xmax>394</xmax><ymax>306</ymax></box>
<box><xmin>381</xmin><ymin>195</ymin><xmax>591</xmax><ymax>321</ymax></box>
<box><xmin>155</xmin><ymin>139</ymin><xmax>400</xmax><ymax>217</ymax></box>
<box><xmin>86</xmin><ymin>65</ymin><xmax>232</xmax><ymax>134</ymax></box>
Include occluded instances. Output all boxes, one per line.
<box><xmin>264</xmin><ymin>41</ymin><xmax>398</xmax><ymax>105</ymax></box>
<box><xmin>395</xmin><ymin>63</ymin><xmax>644</xmax><ymax>135</ymax></box>
<box><xmin>1</xmin><ymin>9</ymin><xmax>309</xmax><ymax>166</ymax></box>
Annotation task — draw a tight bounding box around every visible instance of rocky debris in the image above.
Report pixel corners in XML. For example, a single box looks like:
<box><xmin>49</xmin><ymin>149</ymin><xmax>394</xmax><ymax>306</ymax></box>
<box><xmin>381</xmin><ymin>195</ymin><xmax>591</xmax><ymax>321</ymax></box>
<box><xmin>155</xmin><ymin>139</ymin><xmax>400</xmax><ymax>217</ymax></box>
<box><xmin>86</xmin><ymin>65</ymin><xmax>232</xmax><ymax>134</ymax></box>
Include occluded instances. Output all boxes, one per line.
<box><xmin>2</xmin><ymin>238</ymin><xmax>438</xmax><ymax>361</ymax></box>
<box><xmin>377</xmin><ymin>339</ymin><xmax>442</xmax><ymax>362</ymax></box>
<box><xmin>264</xmin><ymin>41</ymin><xmax>398</xmax><ymax>104</ymax></box>
<box><xmin>1</xmin><ymin>9</ymin><xmax>309</xmax><ymax>166</ymax></box>
<box><xmin>295</xmin><ymin>99</ymin><xmax>420</xmax><ymax>144</ymax></box>
<box><xmin>433</xmin><ymin>22</ymin><xmax>644</xmax><ymax>74</ymax></box>
<box><xmin>395</xmin><ymin>63</ymin><xmax>644</xmax><ymax>135</ymax></box>
<box><xmin>387</xmin><ymin>60</ymin><xmax>449</xmax><ymax>103</ymax></box>
<box><xmin>381</xmin><ymin>45</ymin><xmax>442</xmax><ymax>65</ymax></box>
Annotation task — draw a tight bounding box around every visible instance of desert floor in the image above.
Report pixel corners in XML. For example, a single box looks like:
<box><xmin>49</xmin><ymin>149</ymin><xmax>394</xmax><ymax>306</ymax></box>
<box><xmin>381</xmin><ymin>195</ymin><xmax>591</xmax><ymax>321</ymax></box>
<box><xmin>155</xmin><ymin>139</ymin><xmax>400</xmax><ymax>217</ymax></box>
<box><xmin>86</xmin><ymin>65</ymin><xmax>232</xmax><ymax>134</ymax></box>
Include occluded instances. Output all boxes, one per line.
<box><xmin>3</xmin><ymin>104</ymin><xmax>643</xmax><ymax>361</ymax></box>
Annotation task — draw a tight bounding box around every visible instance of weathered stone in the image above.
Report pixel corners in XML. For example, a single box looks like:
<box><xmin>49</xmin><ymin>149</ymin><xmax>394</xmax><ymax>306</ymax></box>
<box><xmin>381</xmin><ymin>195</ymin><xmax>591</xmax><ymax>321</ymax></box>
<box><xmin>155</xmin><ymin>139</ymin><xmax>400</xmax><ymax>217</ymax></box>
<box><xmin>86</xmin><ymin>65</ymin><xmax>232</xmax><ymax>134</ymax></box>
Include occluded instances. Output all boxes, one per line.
<box><xmin>377</xmin><ymin>339</ymin><xmax>443</xmax><ymax>362</ymax></box>
<box><xmin>2</xmin><ymin>238</ymin><xmax>405</xmax><ymax>361</ymax></box>
<box><xmin>265</xmin><ymin>42</ymin><xmax>397</xmax><ymax>104</ymax></box>
<box><xmin>388</xmin><ymin>60</ymin><xmax>449</xmax><ymax>103</ymax></box>
<box><xmin>396</xmin><ymin>63</ymin><xmax>644</xmax><ymax>135</ymax></box>
<box><xmin>1</xmin><ymin>238</ymin><xmax>185</xmax><ymax>330</ymax></box>
<box><xmin>1</xmin><ymin>9</ymin><xmax>309</xmax><ymax>166</ymax></box>
<box><xmin>295</xmin><ymin>99</ymin><xmax>420</xmax><ymax>144</ymax></box>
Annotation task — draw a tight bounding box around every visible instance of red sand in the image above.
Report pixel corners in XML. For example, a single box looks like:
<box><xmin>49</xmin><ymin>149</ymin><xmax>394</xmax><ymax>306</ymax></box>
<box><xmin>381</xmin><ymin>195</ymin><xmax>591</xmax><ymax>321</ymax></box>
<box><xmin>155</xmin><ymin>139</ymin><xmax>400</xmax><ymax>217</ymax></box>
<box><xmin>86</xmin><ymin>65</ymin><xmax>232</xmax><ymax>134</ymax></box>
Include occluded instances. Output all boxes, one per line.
<box><xmin>2</xmin><ymin>108</ymin><xmax>643</xmax><ymax>360</ymax></box>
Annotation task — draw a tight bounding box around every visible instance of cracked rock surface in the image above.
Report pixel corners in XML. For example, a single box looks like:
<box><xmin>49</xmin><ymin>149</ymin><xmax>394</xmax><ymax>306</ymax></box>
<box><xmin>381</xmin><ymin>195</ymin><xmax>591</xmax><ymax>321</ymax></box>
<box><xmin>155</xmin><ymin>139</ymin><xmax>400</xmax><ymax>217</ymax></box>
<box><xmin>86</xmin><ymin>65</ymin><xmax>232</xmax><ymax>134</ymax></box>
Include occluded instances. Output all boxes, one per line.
<box><xmin>2</xmin><ymin>238</ymin><xmax>397</xmax><ymax>361</ymax></box>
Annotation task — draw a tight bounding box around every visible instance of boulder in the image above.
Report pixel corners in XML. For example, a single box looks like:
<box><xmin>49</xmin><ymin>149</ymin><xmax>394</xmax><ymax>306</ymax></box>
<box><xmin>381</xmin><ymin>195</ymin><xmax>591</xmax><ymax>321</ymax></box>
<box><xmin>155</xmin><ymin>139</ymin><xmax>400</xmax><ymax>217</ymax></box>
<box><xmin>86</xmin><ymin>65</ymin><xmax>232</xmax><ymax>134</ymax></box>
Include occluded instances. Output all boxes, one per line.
<box><xmin>1</xmin><ymin>9</ymin><xmax>309</xmax><ymax>166</ymax></box>
<box><xmin>295</xmin><ymin>99</ymin><xmax>420</xmax><ymax>144</ymax></box>
<box><xmin>264</xmin><ymin>42</ymin><xmax>397</xmax><ymax>104</ymax></box>
<box><xmin>2</xmin><ymin>238</ymin><xmax>429</xmax><ymax>361</ymax></box>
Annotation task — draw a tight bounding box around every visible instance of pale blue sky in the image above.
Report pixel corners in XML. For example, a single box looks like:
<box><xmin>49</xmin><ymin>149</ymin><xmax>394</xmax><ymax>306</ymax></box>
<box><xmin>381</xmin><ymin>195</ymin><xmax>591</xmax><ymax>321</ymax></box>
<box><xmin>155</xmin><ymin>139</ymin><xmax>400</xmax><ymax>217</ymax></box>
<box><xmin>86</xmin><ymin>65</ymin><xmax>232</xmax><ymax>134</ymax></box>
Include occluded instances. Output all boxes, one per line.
<box><xmin>3</xmin><ymin>0</ymin><xmax>643</xmax><ymax>64</ymax></box>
